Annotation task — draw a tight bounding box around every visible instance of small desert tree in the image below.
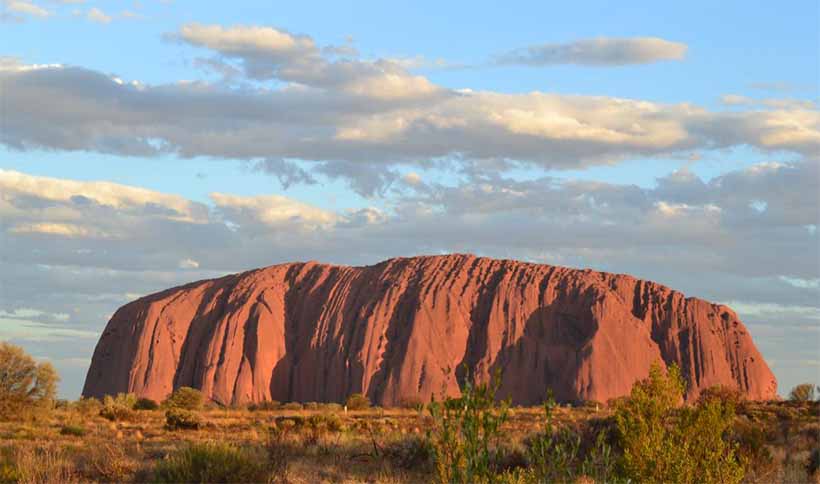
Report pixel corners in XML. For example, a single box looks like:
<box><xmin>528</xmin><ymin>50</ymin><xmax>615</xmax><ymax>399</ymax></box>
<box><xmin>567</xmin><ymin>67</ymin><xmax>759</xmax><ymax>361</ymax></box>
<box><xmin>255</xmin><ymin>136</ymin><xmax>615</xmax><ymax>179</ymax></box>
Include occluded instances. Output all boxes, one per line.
<box><xmin>427</xmin><ymin>368</ymin><xmax>510</xmax><ymax>484</ymax></box>
<box><xmin>163</xmin><ymin>387</ymin><xmax>204</xmax><ymax>410</ymax></box>
<box><xmin>615</xmin><ymin>362</ymin><xmax>744</xmax><ymax>484</ymax></box>
<box><xmin>0</xmin><ymin>342</ymin><xmax>59</xmax><ymax>419</ymax></box>
<box><xmin>788</xmin><ymin>383</ymin><xmax>816</xmax><ymax>402</ymax></box>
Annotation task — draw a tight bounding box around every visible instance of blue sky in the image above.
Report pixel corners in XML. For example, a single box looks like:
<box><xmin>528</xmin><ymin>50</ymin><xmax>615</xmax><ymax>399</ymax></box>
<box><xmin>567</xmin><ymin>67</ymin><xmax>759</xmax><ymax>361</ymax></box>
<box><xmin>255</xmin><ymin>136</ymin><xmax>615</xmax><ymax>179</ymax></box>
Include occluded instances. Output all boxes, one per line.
<box><xmin>1</xmin><ymin>0</ymin><xmax>817</xmax><ymax>398</ymax></box>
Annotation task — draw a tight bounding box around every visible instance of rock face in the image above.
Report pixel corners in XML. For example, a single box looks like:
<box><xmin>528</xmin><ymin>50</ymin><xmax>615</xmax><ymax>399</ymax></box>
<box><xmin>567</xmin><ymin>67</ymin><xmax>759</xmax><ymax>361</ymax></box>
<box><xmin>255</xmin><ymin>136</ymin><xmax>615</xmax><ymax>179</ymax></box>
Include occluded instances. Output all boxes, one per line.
<box><xmin>83</xmin><ymin>255</ymin><xmax>777</xmax><ymax>405</ymax></box>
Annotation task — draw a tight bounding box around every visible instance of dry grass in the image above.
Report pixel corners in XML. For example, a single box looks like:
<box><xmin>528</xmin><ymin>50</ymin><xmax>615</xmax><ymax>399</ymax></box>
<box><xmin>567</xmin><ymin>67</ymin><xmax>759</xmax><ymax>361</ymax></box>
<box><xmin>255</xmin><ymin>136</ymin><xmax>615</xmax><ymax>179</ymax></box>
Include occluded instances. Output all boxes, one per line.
<box><xmin>0</xmin><ymin>400</ymin><xmax>815</xmax><ymax>483</ymax></box>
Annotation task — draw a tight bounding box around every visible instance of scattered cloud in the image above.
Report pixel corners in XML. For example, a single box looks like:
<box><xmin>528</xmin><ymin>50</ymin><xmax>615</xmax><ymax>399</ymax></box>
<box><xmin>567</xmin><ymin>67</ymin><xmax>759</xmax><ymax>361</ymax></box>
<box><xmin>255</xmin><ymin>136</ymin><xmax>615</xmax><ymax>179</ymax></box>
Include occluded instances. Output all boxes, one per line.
<box><xmin>495</xmin><ymin>37</ymin><xmax>687</xmax><ymax>66</ymax></box>
<box><xmin>178</xmin><ymin>258</ymin><xmax>199</xmax><ymax>269</ymax></box>
<box><xmin>86</xmin><ymin>6</ymin><xmax>110</xmax><ymax>23</ymax></box>
<box><xmin>173</xmin><ymin>23</ymin><xmax>440</xmax><ymax>100</ymax></box>
<box><xmin>0</xmin><ymin>318</ymin><xmax>99</xmax><ymax>342</ymax></box>
<box><xmin>1</xmin><ymin>61</ymin><xmax>817</xmax><ymax>195</ymax></box>
<box><xmin>721</xmin><ymin>94</ymin><xmax>816</xmax><ymax>110</ymax></box>
<box><xmin>2</xmin><ymin>0</ymin><xmax>51</xmax><ymax>21</ymax></box>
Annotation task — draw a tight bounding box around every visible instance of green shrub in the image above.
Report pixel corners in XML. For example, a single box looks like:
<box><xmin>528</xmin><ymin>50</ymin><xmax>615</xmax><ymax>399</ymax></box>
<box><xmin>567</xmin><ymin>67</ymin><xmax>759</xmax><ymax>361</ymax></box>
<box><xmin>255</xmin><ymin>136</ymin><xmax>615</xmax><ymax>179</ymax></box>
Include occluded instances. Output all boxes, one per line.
<box><xmin>304</xmin><ymin>401</ymin><xmax>319</xmax><ymax>410</ymax></box>
<box><xmin>522</xmin><ymin>393</ymin><xmax>616</xmax><ymax>483</ymax></box>
<box><xmin>788</xmin><ymin>383</ymin><xmax>816</xmax><ymax>402</ymax></box>
<box><xmin>163</xmin><ymin>387</ymin><xmax>204</xmax><ymax>410</ymax></box>
<box><xmin>615</xmin><ymin>363</ymin><xmax>745</xmax><ymax>484</ymax></box>
<box><xmin>322</xmin><ymin>413</ymin><xmax>344</xmax><ymax>432</ymax></box>
<box><xmin>427</xmin><ymin>368</ymin><xmax>509</xmax><ymax>484</ymax></box>
<box><xmin>152</xmin><ymin>442</ymin><xmax>271</xmax><ymax>483</ymax></box>
<box><xmin>72</xmin><ymin>397</ymin><xmax>102</xmax><ymax>416</ymax></box>
<box><xmin>0</xmin><ymin>342</ymin><xmax>59</xmax><ymax>420</ymax></box>
<box><xmin>345</xmin><ymin>392</ymin><xmax>370</xmax><ymax>410</ymax></box>
<box><xmin>698</xmin><ymin>385</ymin><xmax>745</xmax><ymax>407</ymax></box>
<box><xmin>134</xmin><ymin>398</ymin><xmax>160</xmax><ymax>410</ymax></box>
<box><xmin>272</xmin><ymin>416</ymin><xmax>304</xmax><ymax>438</ymax></box>
<box><xmin>165</xmin><ymin>408</ymin><xmax>202</xmax><ymax>431</ymax></box>
<box><xmin>100</xmin><ymin>393</ymin><xmax>137</xmax><ymax>421</ymax></box>
<box><xmin>59</xmin><ymin>425</ymin><xmax>86</xmax><ymax>437</ymax></box>
<box><xmin>304</xmin><ymin>414</ymin><xmax>330</xmax><ymax>445</ymax></box>
<box><xmin>281</xmin><ymin>402</ymin><xmax>303</xmax><ymax>411</ymax></box>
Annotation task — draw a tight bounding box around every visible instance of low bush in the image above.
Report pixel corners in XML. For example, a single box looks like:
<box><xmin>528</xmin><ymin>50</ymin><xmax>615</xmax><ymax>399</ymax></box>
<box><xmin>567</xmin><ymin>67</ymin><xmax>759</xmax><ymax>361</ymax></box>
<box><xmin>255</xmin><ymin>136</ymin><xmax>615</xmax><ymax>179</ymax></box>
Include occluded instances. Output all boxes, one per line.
<box><xmin>152</xmin><ymin>442</ymin><xmax>271</xmax><ymax>483</ymax></box>
<box><xmin>385</xmin><ymin>435</ymin><xmax>435</xmax><ymax>470</ymax></box>
<box><xmin>698</xmin><ymin>385</ymin><xmax>745</xmax><ymax>407</ymax></box>
<box><xmin>71</xmin><ymin>397</ymin><xmax>102</xmax><ymax>417</ymax></box>
<box><xmin>163</xmin><ymin>387</ymin><xmax>204</xmax><ymax>411</ymax></box>
<box><xmin>345</xmin><ymin>393</ymin><xmax>370</xmax><ymax>410</ymax></box>
<box><xmin>134</xmin><ymin>398</ymin><xmax>160</xmax><ymax>410</ymax></box>
<box><xmin>733</xmin><ymin>419</ymin><xmax>775</xmax><ymax>481</ymax></box>
<box><xmin>59</xmin><ymin>425</ymin><xmax>86</xmax><ymax>437</ymax></box>
<box><xmin>281</xmin><ymin>402</ymin><xmax>303</xmax><ymax>411</ymax></box>
<box><xmin>248</xmin><ymin>400</ymin><xmax>280</xmax><ymax>411</ymax></box>
<box><xmin>165</xmin><ymin>408</ymin><xmax>202</xmax><ymax>431</ymax></box>
<box><xmin>320</xmin><ymin>402</ymin><xmax>343</xmax><ymax>412</ymax></box>
<box><xmin>78</xmin><ymin>443</ymin><xmax>138</xmax><ymax>482</ymax></box>
<box><xmin>488</xmin><ymin>443</ymin><xmax>528</xmax><ymax>476</ymax></box>
<box><xmin>304</xmin><ymin>414</ymin><xmax>330</xmax><ymax>445</ymax></box>
<box><xmin>100</xmin><ymin>393</ymin><xmax>137</xmax><ymax>422</ymax></box>
<box><xmin>323</xmin><ymin>413</ymin><xmax>344</xmax><ymax>432</ymax></box>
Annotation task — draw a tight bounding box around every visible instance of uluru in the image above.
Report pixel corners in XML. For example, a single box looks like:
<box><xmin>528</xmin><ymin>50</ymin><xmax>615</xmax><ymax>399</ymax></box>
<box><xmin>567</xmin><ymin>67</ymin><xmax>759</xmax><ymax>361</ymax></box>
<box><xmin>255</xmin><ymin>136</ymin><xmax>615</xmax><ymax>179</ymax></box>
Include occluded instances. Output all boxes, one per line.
<box><xmin>82</xmin><ymin>254</ymin><xmax>777</xmax><ymax>406</ymax></box>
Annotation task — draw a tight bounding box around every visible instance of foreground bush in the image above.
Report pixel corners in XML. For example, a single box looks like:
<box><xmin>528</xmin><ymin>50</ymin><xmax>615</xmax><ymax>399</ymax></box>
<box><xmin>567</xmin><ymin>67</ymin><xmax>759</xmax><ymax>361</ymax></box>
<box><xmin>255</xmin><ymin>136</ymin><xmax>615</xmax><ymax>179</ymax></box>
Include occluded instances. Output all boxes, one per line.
<box><xmin>163</xmin><ymin>387</ymin><xmax>204</xmax><ymax>410</ymax></box>
<box><xmin>520</xmin><ymin>394</ymin><xmax>616</xmax><ymax>483</ymax></box>
<box><xmin>345</xmin><ymin>392</ymin><xmax>370</xmax><ymax>410</ymax></box>
<box><xmin>153</xmin><ymin>442</ymin><xmax>272</xmax><ymax>483</ymax></box>
<box><xmin>615</xmin><ymin>363</ymin><xmax>745</xmax><ymax>484</ymax></box>
<box><xmin>134</xmin><ymin>397</ymin><xmax>160</xmax><ymax>410</ymax></box>
<box><xmin>428</xmin><ymin>369</ymin><xmax>509</xmax><ymax>484</ymax></box>
<box><xmin>0</xmin><ymin>342</ymin><xmax>59</xmax><ymax>420</ymax></box>
<box><xmin>165</xmin><ymin>408</ymin><xmax>202</xmax><ymax>430</ymax></box>
<box><xmin>100</xmin><ymin>393</ymin><xmax>137</xmax><ymax>421</ymax></box>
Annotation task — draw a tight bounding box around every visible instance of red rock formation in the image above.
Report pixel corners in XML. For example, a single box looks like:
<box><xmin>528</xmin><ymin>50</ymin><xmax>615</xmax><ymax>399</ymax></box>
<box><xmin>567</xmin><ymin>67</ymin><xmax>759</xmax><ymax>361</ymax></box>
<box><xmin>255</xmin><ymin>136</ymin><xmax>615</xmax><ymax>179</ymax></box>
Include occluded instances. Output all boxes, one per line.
<box><xmin>82</xmin><ymin>255</ymin><xmax>777</xmax><ymax>405</ymax></box>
